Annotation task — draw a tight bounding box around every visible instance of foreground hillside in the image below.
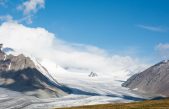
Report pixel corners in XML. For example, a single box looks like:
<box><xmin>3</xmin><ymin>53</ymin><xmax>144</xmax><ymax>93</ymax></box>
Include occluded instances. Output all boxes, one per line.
<box><xmin>58</xmin><ymin>98</ymin><xmax>169</xmax><ymax>109</ymax></box>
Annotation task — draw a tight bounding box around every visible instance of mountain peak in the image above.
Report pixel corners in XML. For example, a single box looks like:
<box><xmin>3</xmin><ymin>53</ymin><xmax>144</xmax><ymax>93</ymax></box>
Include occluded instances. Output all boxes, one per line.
<box><xmin>163</xmin><ymin>59</ymin><xmax>169</xmax><ymax>63</ymax></box>
<box><xmin>122</xmin><ymin>60</ymin><xmax>169</xmax><ymax>97</ymax></box>
<box><xmin>89</xmin><ymin>72</ymin><xmax>98</xmax><ymax>77</ymax></box>
<box><xmin>0</xmin><ymin>48</ymin><xmax>70</xmax><ymax>98</ymax></box>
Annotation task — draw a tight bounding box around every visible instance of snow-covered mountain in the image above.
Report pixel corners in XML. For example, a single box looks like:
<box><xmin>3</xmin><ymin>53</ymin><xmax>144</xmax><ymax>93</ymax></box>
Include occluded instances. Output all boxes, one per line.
<box><xmin>0</xmin><ymin>44</ymin><xmax>152</xmax><ymax>109</ymax></box>
<box><xmin>0</xmin><ymin>44</ymin><xmax>69</xmax><ymax>98</ymax></box>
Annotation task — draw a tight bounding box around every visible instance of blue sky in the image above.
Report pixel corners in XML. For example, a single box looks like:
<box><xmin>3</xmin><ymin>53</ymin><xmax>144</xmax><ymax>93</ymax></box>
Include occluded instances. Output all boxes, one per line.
<box><xmin>1</xmin><ymin>0</ymin><xmax>169</xmax><ymax>61</ymax></box>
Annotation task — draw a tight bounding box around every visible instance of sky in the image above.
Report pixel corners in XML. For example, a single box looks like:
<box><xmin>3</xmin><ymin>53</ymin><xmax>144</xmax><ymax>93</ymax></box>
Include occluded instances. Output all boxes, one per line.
<box><xmin>37</xmin><ymin>0</ymin><xmax>168</xmax><ymax>57</ymax></box>
<box><xmin>0</xmin><ymin>0</ymin><xmax>169</xmax><ymax>75</ymax></box>
<box><xmin>0</xmin><ymin>0</ymin><xmax>169</xmax><ymax>58</ymax></box>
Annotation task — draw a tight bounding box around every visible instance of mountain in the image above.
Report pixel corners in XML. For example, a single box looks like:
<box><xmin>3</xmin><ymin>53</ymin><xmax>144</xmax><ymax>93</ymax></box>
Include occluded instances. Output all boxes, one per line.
<box><xmin>122</xmin><ymin>60</ymin><xmax>169</xmax><ymax>97</ymax></box>
<box><xmin>0</xmin><ymin>44</ymin><xmax>70</xmax><ymax>98</ymax></box>
<box><xmin>88</xmin><ymin>72</ymin><xmax>98</xmax><ymax>77</ymax></box>
<box><xmin>0</xmin><ymin>44</ymin><xmax>149</xmax><ymax>108</ymax></box>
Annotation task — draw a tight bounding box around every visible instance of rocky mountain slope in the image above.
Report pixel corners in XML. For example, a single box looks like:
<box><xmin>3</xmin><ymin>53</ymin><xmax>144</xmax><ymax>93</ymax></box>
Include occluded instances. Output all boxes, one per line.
<box><xmin>122</xmin><ymin>60</ymin><xmax>169</xmax><ymax>96</ymax></box>
<box><xmin>0</xmin><ymin>45</ymin><xmax>70</xmax><ymax>98</ymax></box>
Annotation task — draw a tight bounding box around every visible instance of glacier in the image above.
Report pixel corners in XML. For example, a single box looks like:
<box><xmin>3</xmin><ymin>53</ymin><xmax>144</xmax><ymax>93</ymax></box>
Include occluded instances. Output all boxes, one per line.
<box><xmin>0</xmin><ymin>46</ymin><xmax>150</xmax><ymax>109</ymax></box>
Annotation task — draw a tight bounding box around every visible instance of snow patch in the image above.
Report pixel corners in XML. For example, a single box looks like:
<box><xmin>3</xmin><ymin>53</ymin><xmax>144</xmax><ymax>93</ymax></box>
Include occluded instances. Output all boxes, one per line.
<box><xmin>8</xmin><ymin>62</ymin><xmax>11</xmax><ymax>70</ymax></box>
<box><xmin>163</xmin><ymin>59</ymin><xmax>169</xmax><ymax>63</ymax></box>
<box><xmin>3</xmin><ymin>54</ymin><xmax>6</xmax><ymax>61</ymax></box>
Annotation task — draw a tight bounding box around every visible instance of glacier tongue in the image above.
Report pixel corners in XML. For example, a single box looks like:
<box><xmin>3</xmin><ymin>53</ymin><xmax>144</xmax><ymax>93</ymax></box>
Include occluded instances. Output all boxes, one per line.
<box><xmin>41</xmin><ymin>64</ymin><xmax>148</xmax><ymax>108</ymax></box>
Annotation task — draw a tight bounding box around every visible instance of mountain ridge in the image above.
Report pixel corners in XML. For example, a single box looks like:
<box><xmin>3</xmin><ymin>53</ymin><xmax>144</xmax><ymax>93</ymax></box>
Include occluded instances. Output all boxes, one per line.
<box><xmin>0</xmin><ymin>44</ymin><xmax>70</xmax><ymax>98</ymax></box>
<box><xmin>122</xmin><ymin>60</ymin><xmax>169</xmax><ymax>97</ymax></box>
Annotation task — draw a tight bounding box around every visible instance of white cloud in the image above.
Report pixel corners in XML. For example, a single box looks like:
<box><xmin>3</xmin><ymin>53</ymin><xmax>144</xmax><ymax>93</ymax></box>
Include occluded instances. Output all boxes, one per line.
<box><xmin>18</xmin><ymin>0</ymin><xmax>45</xmax><ymax>15</ymax></box>
<box><xmin>156</xmin><ymin>43</ymin><xmax>169</xmax><ymax>60</ymax></box>
<box><xmin>0</xmin><ymin>15</ymin><xmax>13</xmax><ymax>22</ymax></box>
<box><xmin>0</xmin><ymin>21</ymin><xmax>149</xmax><ymax>79</ymax></box>
<box><xmin>17</xmin><ymin>0</ymin><xmax>45</xmax><ymax>23</ymax></box>
<box><xmin>137</xmin><ymin>24</ymin><xmax>168</xmax><ymax>32</ymax></box>
<box><xmin>17</xmin><ymin>15</ymin><xmax>33</xmax><ymax>24</ymax></box>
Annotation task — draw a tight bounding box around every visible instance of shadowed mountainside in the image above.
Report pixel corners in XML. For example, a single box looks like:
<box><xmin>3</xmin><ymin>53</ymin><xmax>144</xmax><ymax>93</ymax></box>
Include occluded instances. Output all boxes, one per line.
<box><xmin>0</xmin><ymin>48</ymin><xmax>70</xmax><ymax>98</ymax></box>
<box><xmin>122</xmin><ymin>60</ymin><xmax>169</xmax><ymax>97</ymax></box>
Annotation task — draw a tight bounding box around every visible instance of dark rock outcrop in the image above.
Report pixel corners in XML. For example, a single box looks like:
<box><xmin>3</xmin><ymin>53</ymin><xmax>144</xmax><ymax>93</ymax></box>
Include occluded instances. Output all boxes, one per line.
<box><xmin>122</xmin><ymin>60</ymin><xmax>169</xmax><ymax>96</ymax></box>
<box><xmin>88</xmin><ymin>72</ymin><xmax>98</xmax><ymax>77</ymax></box>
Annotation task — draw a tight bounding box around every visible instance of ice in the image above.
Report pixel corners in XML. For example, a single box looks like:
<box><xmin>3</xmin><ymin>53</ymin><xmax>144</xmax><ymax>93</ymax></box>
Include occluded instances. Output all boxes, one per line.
<box><xmin>0</xmin><ymin>46</ymin><xmax>148</xmax><ymax>109</ymax></box>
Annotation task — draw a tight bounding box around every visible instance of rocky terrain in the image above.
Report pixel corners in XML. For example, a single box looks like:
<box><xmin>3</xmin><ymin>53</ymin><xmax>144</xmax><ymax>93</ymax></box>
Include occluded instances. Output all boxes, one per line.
<box><xmin>122</xmin><ymin>60</ymin><xmax>169</xmax><ymax>96</ymax></box>
<box><xmin>0</xmin><ymin>45</ymin><xmax>70</xmax><ymax>98</ymax></box>
<box><xmin>88</xmin><ymin>72</ymin><xmax>98</xmax><ymax>77</ymax></box>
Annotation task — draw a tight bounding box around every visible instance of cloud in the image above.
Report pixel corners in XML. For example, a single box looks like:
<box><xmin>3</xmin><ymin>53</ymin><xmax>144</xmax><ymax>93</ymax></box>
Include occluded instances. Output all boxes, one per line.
<box><xmin>17</xmin><ymin>0</ymin><xmax>45</xmax><ymax>24</ymax></box>
<box><xmin>0</xmin><ymin>21</ymin><xmax>149</xmax><ymax>80</ymax></box>
<box><xmin>156</xmin><ymin>43</ymin><xmax>169</xmax><ymax>60</ymax></box>
<box><xmin>0</xmin><ymin>14</ymin><xmax>33</xmax><ymax>24</ymax></box>
<box><xmin>0</xmin><ymin>15</ymin><xmax>13</xmax><ymax>22</ymax></box>
<box><xmin>18</xmin><ymin>0</ymin><xmax>45</xmax><ymax>15</ymax></box>
<box><xmin>17</xmin><ymin>15</ymin><xmax>33</xmax><ymax>24</ymax></box>
<box><xmin>137</xmin><ymin>24</ymin><xmax>168</xmax><ymax>32</ymax></box>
